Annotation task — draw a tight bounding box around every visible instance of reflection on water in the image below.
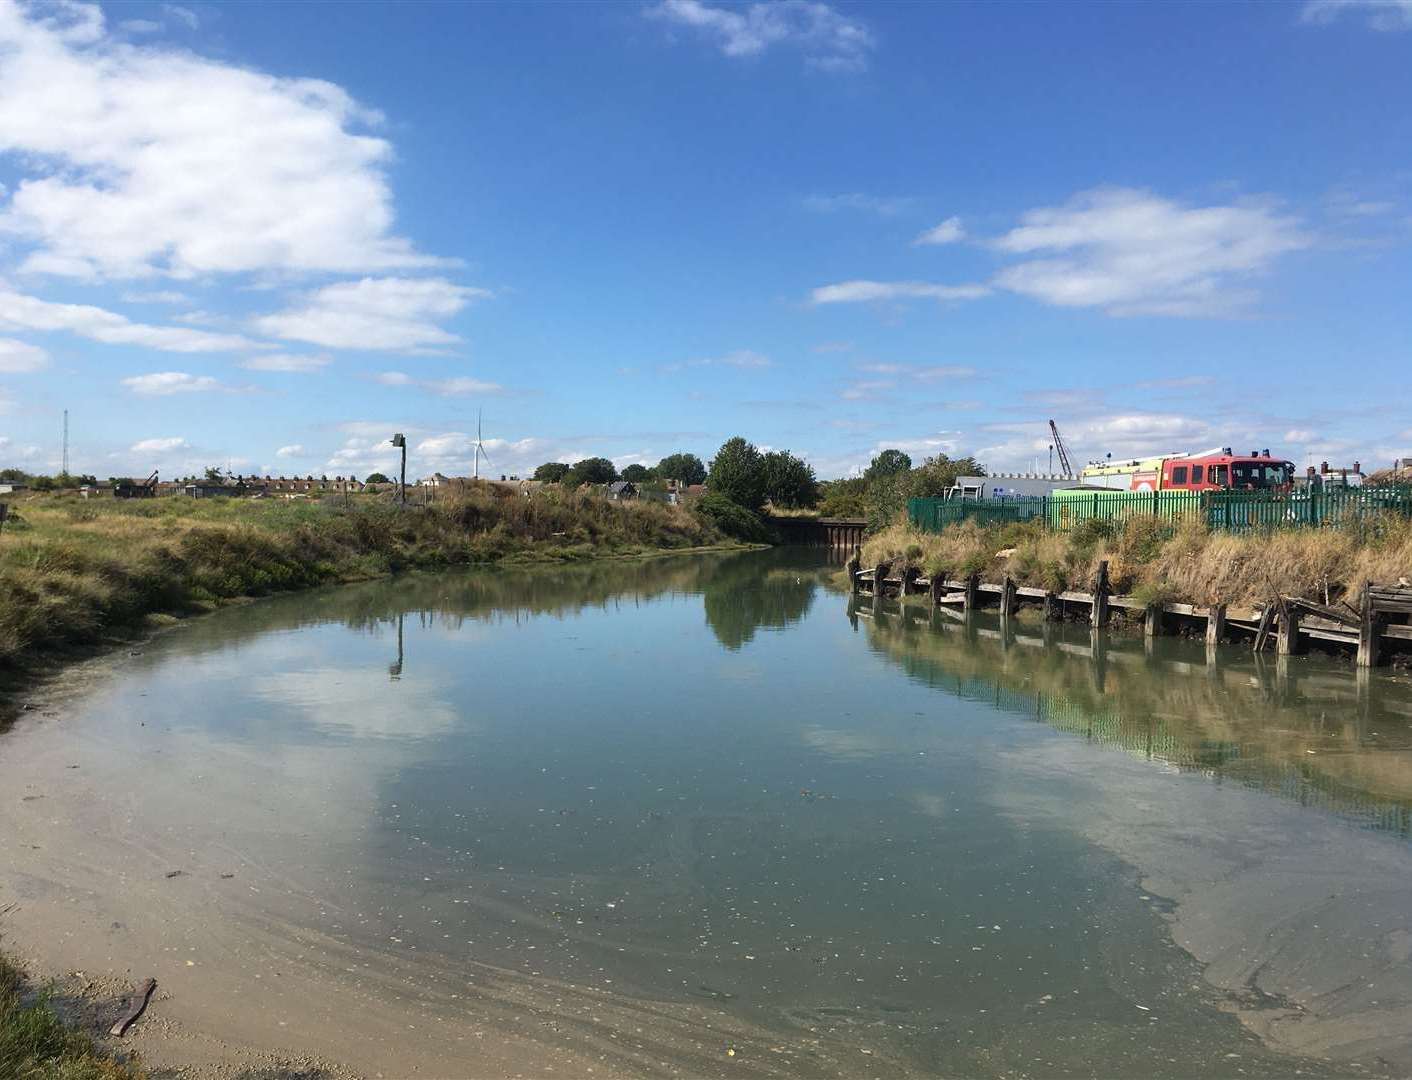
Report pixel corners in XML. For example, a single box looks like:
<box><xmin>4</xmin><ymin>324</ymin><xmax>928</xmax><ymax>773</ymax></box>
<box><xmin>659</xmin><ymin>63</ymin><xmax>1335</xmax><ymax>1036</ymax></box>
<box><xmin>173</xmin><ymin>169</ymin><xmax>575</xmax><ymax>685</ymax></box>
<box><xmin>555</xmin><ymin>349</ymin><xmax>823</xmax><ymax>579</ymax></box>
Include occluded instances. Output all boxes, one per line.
<box><xmin>5</xmin><ymin>549</ymin><xmax>1412</xmax><ymax>1077</ymax></box>
<box><xmin>853</xmin><ymin>597</ymin><xmax>1412</xmax><ymax>840</ymax></box>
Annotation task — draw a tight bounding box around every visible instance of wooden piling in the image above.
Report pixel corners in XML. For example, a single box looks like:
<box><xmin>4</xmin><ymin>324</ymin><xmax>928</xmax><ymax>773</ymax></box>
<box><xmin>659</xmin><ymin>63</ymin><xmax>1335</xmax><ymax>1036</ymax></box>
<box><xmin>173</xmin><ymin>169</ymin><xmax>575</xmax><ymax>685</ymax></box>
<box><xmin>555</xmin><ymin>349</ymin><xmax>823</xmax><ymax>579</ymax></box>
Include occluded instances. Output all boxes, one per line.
<box><xmin>1358</xmin><ymin>581</ymin><xmax>1381</xmax><ymax>669</ymax></box>
<box><xmin>1044</xmin><ymin>591</ymin><xmax>1061</xmax><ymax>621</ymax></box>
<box><xmin>902</xmin><ymin>566</ymin><xmax>921</xmax><ymax>597</ymax></box>
<box><xmin>847</xmin><ymin>549</ymin><xmax>861</xmax><ymax>594</ymax></box>
<box><xmin>1205</xmin><ymin>603</ymin><xmax>1226</xmax><ymax>646</ymax></box>
<box><xmin>1143</xmin><ymin>604</ymin><xmax>1162</xmax><ymax>639</ymax></box>
<box><xmin>929</xmin><ymin>573</ymin><xmax>945</xmax><ymax>607</ymax></box>
<box><xmin>1277</xmin><ymin>598</ymin><xmax>1304</xmax><ymax>656</ymax></box>
<box><xmin>1001</xmin><ymin>576</ymin><xmax>1017</xmax><ymax>619</ymax></box>
<box><xmin>1093</xmin><ymin>561</ymin><xmax>1110</xmax><ymax>628</ymax></box>
<box><xmin>964</xmin><ymin>572</ymin><xmax>979</xmax><ymax>612</ymax></box>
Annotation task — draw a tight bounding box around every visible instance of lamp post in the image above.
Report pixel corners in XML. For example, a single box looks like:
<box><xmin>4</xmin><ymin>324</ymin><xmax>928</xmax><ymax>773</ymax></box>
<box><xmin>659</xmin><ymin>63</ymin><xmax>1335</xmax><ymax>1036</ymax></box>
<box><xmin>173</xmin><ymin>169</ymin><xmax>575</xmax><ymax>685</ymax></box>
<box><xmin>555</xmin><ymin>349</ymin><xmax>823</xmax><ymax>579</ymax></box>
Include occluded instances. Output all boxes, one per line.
<box><xmin>390</xmin><ymin>433</ymin><xmax>407</xmax><ymax>506</ymax></box>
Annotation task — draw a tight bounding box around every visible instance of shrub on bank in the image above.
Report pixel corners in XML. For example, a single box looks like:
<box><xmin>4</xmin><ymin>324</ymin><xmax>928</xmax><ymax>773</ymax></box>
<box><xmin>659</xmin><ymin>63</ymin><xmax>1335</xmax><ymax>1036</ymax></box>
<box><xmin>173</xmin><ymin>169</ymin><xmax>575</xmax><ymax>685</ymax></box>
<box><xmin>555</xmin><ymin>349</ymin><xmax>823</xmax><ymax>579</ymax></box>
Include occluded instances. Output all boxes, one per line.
<box><xmin>862</xmin><ymin>514</ymin><xmax>1412</xmax><ymax>607</ymax></box>
<box><xmin>693</xmin><ymin>492</ymin><xmax>772</xmax><ymax>543</ymax></box>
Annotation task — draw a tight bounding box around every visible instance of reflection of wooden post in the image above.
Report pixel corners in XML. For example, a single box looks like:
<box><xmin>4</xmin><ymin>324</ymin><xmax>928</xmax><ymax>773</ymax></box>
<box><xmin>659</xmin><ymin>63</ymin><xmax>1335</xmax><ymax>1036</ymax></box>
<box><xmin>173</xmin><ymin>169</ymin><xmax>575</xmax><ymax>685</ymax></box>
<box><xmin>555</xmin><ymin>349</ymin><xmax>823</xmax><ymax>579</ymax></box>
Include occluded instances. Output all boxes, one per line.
<box><xmin>1357</xmin><ymin>582</ymin><xmax>1381</xmax><ymax>669</ymax></box>
<box><xmin>1090</xmin><ymin>627</ymin><xmax>1107</xmax><ymax>693</ymax></box>
<box><xmin>1206</xmin><ymin>603</ymin><xmax>1226</xmax><ymax>646</ymax></box>
<box><xmin>1094</xmin><ymin>561</ymin><xmax>1110</xmax><ymax>628</ymax></box>
<box><xmin>964</xmin><ymin>572</ymin><xmax>979</xmax><ymax>612</ymax></box>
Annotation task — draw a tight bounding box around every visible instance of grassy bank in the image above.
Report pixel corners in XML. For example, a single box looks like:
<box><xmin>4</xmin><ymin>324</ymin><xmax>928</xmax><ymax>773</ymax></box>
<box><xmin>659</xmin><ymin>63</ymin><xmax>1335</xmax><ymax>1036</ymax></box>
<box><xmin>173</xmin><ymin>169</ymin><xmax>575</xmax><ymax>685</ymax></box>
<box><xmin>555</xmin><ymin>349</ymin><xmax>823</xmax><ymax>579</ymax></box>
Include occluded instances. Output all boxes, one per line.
<box><xmin>0</xmin><ymin>952</ymin><xmax>143</xmax><ymax>1079</ymax></box>
<box><xmin>861</xmin><ymin>514</ymin><xmax>1412</xmax><ymax>608</ymax></box>
<box><xmin>0</xmin><ymin>487</ymin><xmax>732</xmax><ymax>679</ymax></box>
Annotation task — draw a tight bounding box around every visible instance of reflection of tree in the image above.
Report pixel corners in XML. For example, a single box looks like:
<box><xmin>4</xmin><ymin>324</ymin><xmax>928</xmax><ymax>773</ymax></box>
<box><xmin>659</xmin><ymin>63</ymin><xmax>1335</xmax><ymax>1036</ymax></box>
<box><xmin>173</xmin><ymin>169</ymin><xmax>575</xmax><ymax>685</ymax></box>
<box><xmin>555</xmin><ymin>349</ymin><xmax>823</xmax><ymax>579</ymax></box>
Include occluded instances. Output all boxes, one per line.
<box><xmin>141</xmin><ymin>547</ymin><xmax>837</xmax><ymax>660</ymax></box>
<box><xmin>859</xmin><ymin>605</ymin><xmax>1412</xmax><ymax>836</ymax></box>
<box><xmin>701</xmin><ymin>552</ymin><xmax>818</xmax><ymax>650</ymax></box>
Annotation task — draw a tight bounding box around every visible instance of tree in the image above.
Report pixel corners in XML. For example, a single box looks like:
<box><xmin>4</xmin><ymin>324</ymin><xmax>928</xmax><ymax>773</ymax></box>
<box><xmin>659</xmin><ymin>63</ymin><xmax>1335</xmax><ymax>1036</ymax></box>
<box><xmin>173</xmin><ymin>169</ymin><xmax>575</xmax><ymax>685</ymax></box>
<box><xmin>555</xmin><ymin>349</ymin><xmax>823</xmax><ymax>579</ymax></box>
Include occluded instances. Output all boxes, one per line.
<box><xmin>909</xmin><ymin>454</ymin><xmax>986</xmax><ymax>498</ymax></box>
<box><xmin>864</xmin><ymin>449</ymin><xmax>912</xmax><ymax>482</ymax></box>
<box><xmin>816</xmin><ymin>477</ymin><xmax>867</xmax><ymax>518</ymax></box>
<box><xmin>620</xmin><ymin>463</ymin><xmax>653</xmax><ymax>483</ymax></box>
<box><xmin>203</xmin><ymin>465</ymin><xmax>227</xmax><ymax>483</ymax></box>
<box><xmin>655</xmin><ymin>452</ymin><xmax>707</xmax><ymax>486</ymax></box>
<box><xmin>564</xmin><ymin>457</ymin><xmax>617</xmax><ymax>489</ymax></box>
<box><xmin>533</xmin><ymin>462</ymin><xmax>570</xmax><ymax>483</ymax></box>
<box><xmin>365</xmin><ymin>472</ymin><xmax>390</xmax><ymax>484</ymax></box>
<box><xmin>761</xmin><ymin>450</ymin><xmax>819</xmax><ymax>509</ymax></box>
<box><xmin>707</xmin><ymin>437</ymin><xmax>766</xmax><ymax>510</ymax></box>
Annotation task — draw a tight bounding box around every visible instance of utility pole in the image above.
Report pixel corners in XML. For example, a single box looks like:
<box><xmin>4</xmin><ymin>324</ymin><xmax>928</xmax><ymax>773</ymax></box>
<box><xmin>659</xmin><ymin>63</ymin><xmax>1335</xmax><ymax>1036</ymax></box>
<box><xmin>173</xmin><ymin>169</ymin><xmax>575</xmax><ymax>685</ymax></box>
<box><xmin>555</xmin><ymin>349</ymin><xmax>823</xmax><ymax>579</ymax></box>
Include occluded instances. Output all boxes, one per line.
<box><xmin>390</xmin><ymin>433</ymin><xmax>407</xmax><ymax>506</ymax></box>
<box><xmin>62</xmin><ymin>409</ymin><xmax>69</xmax><ymax>477</ymax></box>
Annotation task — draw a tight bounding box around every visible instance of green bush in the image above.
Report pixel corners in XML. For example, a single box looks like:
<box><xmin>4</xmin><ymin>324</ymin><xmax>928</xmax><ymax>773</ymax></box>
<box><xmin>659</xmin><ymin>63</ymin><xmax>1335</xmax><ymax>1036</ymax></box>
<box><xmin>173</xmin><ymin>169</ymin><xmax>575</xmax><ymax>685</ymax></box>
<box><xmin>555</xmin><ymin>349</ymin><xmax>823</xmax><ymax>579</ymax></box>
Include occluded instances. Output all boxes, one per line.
<box><xmin>693</xmin><ymin>493</ymin><xmax>769</xmax><ymax>543</ymax></box>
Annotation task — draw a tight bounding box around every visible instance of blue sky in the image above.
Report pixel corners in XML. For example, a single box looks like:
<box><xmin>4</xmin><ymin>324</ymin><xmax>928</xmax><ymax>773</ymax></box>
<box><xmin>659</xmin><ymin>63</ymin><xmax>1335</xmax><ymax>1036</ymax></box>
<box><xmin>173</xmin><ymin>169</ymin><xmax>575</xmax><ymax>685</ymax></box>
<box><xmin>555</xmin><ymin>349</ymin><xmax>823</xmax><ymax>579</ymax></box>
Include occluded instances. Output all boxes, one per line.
<box><xmin>0</xmin><ymin>0</ymin><xmax>1409</xmax><ymax>482</ymax></box>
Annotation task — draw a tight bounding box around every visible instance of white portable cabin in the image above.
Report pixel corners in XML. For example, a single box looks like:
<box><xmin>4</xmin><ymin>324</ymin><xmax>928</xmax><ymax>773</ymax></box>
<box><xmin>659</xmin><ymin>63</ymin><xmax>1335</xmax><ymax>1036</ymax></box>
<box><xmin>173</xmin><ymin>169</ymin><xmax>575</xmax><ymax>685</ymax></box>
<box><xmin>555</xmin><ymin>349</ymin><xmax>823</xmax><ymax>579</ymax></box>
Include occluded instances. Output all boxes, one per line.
<box><xmin>947</xmin><ymin>474</ymin><xmax>1074</xmax><ymax>500</ymax></box>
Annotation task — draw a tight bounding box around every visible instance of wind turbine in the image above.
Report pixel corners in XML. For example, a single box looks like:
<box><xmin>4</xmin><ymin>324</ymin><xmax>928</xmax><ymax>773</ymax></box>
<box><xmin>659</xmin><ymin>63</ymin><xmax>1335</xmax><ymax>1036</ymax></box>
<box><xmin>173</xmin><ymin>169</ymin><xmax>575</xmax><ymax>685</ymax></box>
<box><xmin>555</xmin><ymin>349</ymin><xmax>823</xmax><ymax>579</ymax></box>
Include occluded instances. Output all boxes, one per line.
<box><xmin>473</xmin><ymin>409</ymin><xmax>491</xmax><ymax>479</ymax></box>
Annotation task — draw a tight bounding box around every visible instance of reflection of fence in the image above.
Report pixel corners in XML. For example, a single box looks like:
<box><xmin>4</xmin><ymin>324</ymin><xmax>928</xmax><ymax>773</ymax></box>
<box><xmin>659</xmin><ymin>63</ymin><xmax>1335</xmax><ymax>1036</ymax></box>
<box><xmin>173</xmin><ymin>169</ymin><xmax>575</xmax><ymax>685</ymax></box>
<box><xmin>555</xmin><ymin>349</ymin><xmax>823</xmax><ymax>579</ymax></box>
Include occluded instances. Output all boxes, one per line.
<box><xmin>908</xmin><ymin>486</ymin><xmax>1412</xmax><ymax>535</ymax></box>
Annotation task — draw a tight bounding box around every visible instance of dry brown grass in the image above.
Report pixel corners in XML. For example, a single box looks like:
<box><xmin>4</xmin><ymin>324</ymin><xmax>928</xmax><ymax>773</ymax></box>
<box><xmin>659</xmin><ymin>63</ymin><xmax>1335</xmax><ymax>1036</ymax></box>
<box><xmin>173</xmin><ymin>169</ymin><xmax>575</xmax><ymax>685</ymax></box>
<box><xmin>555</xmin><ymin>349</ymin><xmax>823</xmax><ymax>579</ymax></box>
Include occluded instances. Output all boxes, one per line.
<box><xmin>862</xmin><ymin>514</ymin><xmax>1412</xmax><ymax>606</ymax></box>
<box><xmin>0</xmin><ymin>488</ymin><xmax>730</xmax><ymax>675</ymax></box>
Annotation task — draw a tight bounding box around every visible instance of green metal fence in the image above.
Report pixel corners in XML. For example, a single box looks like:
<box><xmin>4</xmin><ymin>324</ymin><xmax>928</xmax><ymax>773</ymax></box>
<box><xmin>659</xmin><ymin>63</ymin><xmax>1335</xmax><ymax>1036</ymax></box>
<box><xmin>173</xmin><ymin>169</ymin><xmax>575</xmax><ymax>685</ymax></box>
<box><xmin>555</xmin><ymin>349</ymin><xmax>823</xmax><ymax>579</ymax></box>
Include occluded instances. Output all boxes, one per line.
<box><xmin>907</xmin><ymin>495</ymin><xmax>1049</xmax><ymax>531</ymax></box>
<box><xmin>908</xmin><ymin>486</ymin><xmax>1412</xmax><ymax>536</ymax></box>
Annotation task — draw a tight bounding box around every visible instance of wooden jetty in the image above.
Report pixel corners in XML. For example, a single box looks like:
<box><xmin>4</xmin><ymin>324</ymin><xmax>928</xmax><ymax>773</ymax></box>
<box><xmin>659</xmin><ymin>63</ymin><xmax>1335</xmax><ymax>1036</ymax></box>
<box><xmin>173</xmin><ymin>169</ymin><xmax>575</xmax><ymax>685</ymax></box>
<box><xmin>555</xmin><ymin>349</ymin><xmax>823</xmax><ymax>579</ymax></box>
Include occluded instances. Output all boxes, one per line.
<box><xmin>847</xmin><ymin>553</ymin><xmax>1412</xmax><ymax>668</ymax></box>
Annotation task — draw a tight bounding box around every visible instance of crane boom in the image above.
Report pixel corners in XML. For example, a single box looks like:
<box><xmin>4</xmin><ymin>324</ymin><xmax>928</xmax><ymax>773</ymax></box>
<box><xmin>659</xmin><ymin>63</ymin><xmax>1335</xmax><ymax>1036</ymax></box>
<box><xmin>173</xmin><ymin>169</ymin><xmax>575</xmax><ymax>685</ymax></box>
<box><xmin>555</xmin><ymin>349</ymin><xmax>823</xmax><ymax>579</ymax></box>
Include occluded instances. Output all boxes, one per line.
<box><xmin>1049</xmin><ymin>419</ymin><xmax>1074</xmax><ymax>479</ymax></box>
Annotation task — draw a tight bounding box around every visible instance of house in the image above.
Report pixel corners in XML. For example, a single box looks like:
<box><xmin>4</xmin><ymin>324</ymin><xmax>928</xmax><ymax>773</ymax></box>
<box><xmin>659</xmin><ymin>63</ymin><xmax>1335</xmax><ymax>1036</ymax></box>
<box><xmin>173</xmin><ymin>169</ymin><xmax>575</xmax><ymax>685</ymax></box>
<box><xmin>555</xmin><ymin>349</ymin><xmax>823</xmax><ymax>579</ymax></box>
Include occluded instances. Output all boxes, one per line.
<box><xmin>419</xmin><ymin>472</ymin><xmax>467</xmax><ymax>489</ymax></box>
<box><xmin>184</xmin><ymin>480</ymin><xmax>247</xmax><ymax>498</ymax></box>
<box><xmin>0</xmin><ymin>482</ymin><xmax>28</xmax><ymax>495</ymax></box>
<box><xmin>607</xmin><ymin>480</ymin><xmax>638</xmax><ymax>500</ymax></box>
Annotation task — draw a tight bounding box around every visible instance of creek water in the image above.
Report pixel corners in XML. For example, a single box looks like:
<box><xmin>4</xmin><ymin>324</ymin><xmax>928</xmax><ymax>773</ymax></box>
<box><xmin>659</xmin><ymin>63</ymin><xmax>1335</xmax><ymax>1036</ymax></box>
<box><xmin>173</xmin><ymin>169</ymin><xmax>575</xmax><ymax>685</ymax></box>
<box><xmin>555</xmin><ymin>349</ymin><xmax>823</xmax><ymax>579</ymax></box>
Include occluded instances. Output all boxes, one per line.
<box><xmin>3</xmin><ymin>548</ymin><xmax>1412</xmax><ymax>1077</ymax></box>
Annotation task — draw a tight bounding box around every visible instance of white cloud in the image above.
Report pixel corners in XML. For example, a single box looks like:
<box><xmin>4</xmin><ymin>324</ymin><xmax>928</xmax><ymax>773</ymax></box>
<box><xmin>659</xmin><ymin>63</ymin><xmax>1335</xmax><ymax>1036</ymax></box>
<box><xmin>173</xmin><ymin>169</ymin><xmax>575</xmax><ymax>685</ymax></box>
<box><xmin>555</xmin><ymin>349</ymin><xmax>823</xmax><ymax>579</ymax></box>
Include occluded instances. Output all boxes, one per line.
<box><xmin>130</xmin><ymin>436</ymin><xmax>188</xmax><ymax>452</ymax></box>
<box><xmin>239</xmin><ymin>353</ymin><xmax>332</xmax><ymax>373</ymax></box>
<box><xmin>0</xmin><ymin>288</ymin><xmax>257</xmax><ymax>351</ymax></box>
<box><xmin>120</xmin><ymin>290</ymin><xmax>191</xmax><ymax>305</ymax></box>
<box><xmin>0</xmin><ymin>336</ymin><xmax>47</xmax><ymax>372</ymax></box>
<box><xmin>975</xmin><ymin>412</ymin><xmax>1218</xmax><ymax>472</ymax></box>
<box><xmin>122</xmin><ymin>371</ymin><xmax>223</xmax><ymax>395</ymax></box>
<box><xmin>427</xmin><ymin>376</ymin><xmax>502</xmax><ymax>396</ymax></box>
<box><xmin>162</xmin><ymin>4</ymin><xmax>198</xmax><ymax>31</ymax></box>
<box><xmin>117</xmin><ymin>18</ymin><xmax>160</xmax><ymax>34</ymax></box>
<box><xmin>1301</xmin><ymin>0</ymin><xmax>1412</xmax><ymax>30</ymax></box>
<box><xmin>1285</xmin><ymin>428</ymin><xmax>1317</xmax><ymax>443</ymax></box>
<box><xmin>374</xmin><ymin>370</ymin><xmax>500</xmax><ymax>395</ymax></box>
<box><xmin>840</xmin><ymin>379</ymin><xmax>894</xmax><ymax>401</ymax></box>
<box><xmin>804</xmin><ymin>193</ymin><xmax>913</xmax><ymax>216</ymax></box>
<box><xmin>660</xmin><ymin>348</ymin><xmax>772</xmax><ymax>373</ymax></box>
<box><xmin>857</xmin><ymin>362</ymin><xmax>975</xmax><ymax>380</ymax></box>
<box><xmin>990</xmin><ymin>187</ymin><xmax>1308</xmax><ymax>317</ymax></box>
<box><xmin>913</xmin><ymin>217</ymin><xmax>966</xmax><ymax>246</ymax></box>
<box><xmin>0</xmin><ymin>0</ymin><xmax>445</xmax><ymax>280</ymax></box>
<box><xmin>276</xmin><ymin>444</ymin><xmax>305</xmax><ymax>458</ymax></box>
<box><xmin>646</xmin><ymin>0</ymin><xmax>874</xmax><ymax>71</ymax></box>
<box><xmin>811</xmin><ymin>280</ymin><xmax>991</xmax><ymax>305</ymax></box>
<box><xmin>255</xmin><ymin>277</ymin><xmax>487</xmax><ymax>351</ymax></box>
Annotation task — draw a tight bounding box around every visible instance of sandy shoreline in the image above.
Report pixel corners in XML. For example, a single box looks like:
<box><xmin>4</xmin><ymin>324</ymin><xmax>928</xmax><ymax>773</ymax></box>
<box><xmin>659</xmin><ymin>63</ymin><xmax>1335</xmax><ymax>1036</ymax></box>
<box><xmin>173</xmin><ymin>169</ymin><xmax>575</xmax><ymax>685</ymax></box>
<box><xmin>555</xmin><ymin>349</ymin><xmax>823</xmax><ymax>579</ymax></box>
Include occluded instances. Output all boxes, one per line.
<box><xmin>1</xmin><ymin>650</ymin><xmax>902</xmax><ymax>1079</ymax></box>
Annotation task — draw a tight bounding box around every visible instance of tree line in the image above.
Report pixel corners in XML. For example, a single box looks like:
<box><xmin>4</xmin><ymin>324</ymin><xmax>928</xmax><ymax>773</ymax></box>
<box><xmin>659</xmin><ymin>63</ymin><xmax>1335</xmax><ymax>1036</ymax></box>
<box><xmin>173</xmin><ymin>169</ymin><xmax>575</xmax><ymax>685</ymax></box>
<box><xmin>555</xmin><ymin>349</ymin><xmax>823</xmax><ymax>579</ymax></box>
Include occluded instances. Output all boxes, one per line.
<box><xmin>527</xmin><ymin>441</ymin><xmax>984</xmax><ymax>541</ymax></box>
